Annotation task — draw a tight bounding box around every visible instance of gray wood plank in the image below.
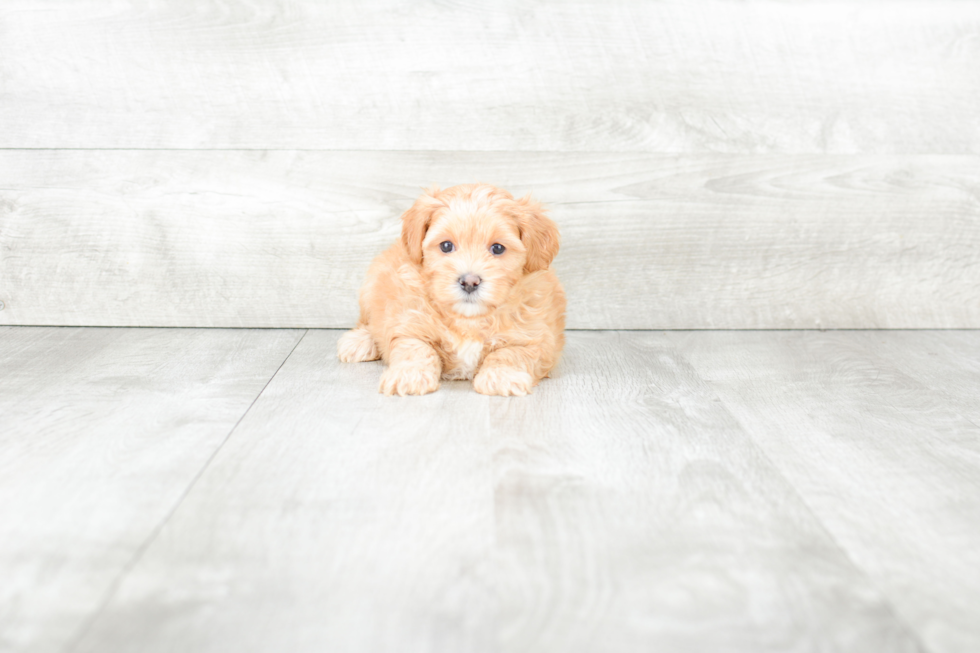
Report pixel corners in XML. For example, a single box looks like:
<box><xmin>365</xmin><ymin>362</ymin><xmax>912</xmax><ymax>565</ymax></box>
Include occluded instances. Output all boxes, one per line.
<box><xmin>72</xmin><ymin>331</ymin><xmax>920</xmax><ymax>653</ymax></box>
<box><xmin>0</xmin><ymin>326</ymin><xmax>302</xmax><ymax>653</ymax></box>
<box><xmin>70</xmin><ymin>329</ymin><xmax>496</xmax><ymax>653</ymax></box>
<box><xmin>2</xmin><ymin>150</ymin><xmax>978</xmax><ymax>330</ymax></box>
<box><xmin>491</xmin><ymin>331</ymin><xmax>919</xmax><ymax>653</ymax></box>
<box><xmin>1</xmin><ymin>1</ymin><xmax>978</xmax><ymax>152</ymax></box>
<box><xmin>669</xmin><ymin>330</ymin><xmax>980</xmax><ymax>653</ymax></box>
<box><xmin>846</xmin><ymin>331</ymin><xmax>980</xmax><ymax>428</ymax></box>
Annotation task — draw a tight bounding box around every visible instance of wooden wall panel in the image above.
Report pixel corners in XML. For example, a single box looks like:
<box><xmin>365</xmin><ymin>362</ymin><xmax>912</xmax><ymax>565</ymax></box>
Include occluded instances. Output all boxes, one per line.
<box><xmin>1</xmin><ymin>150</ymin><xmax>977</xmax><ymax>329</ymax></box>
<box><xmin>1</xmin><ymin>0</ymin><xmax>978</xmax><ymax>152</ymax></box>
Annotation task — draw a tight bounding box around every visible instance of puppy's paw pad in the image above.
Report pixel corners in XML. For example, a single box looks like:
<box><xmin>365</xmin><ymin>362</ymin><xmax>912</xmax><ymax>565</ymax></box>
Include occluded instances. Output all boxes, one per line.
<box><xmin>338</xmin><ymin>328</ymin><xmax>380</xmax><ymax>363</ymax></box>
<box><xmin>379</xmin><ymin>364</ymin><xmax>440</xmax><ymax>396</ymax></box>
<box><xmin>473</xmin><ymin>367</ymin><xmax>533</xmax><ymax>396</ymax></box>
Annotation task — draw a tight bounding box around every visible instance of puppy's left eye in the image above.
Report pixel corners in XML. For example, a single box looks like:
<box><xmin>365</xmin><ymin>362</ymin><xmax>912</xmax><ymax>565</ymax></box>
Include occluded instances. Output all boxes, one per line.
<box><xmin>490</xmin><ymin>243</ymin><xmax>506</xmax><ymax>255</ymax></box>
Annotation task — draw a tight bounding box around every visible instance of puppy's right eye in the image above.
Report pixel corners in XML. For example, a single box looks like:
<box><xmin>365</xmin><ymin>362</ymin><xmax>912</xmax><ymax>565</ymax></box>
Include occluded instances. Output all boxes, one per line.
<box><xmin>440</xmin><ymin>241</ymin><xmax>454</xmax><ymax>253</ymax></box>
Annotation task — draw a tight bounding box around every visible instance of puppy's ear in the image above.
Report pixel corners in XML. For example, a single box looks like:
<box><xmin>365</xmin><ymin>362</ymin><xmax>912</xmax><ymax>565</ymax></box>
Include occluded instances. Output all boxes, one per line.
<box><xmin>401</xmin><ymin>187</ymin><xmax>443</xmax><ymax>265</ymax></box>
<box><xmin>514</xmin><ymin>195</ymin><xmax>560</xmax><ymax>273</ymax></box>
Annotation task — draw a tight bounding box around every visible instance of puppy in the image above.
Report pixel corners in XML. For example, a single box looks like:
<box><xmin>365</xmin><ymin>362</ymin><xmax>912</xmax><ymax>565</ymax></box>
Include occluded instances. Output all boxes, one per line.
<box><xmin>337</xmin><ymin>183</ymin><xmax>565</xmax><ymax>396</ymax></box>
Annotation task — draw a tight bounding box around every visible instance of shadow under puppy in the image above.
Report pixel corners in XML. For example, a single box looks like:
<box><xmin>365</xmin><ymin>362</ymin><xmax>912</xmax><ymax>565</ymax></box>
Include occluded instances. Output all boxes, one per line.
<box><xmin>338</xmin><ymin>183</ymin><xmax>566</xmax><ymax>396</ymax></box>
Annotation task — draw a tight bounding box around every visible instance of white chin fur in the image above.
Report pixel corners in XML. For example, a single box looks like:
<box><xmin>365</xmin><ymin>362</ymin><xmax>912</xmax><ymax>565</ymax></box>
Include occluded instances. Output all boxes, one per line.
<box><xmin>453</xmin><ymin>301</ymin><xmax>488</xmax><ymax>317</ymax></box>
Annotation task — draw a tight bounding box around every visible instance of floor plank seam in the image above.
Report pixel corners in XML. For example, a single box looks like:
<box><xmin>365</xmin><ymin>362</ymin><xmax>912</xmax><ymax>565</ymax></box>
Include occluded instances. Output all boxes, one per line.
<box><xmin>687</xmin><ymin>374</ymin><xmax>934</xmax><ymax>652</ymax></box>
<box><xmin>60</xmin><ymin>328</ymin><xmax>310</xmax><ymax>653</ymax></box>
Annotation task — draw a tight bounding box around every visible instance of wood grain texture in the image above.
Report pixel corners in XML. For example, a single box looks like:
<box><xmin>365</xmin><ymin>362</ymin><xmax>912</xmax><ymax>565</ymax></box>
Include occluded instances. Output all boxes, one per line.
<box><xmin>0</xmin><ymin>327</ymin><xmax>302</xmax><ymax>653</ymax></box>
<box><xmin>71</xmin><ymin>329</ymin><xmax>496</xmax><ymax>653</ymax></box>
<box><xmin>70</xmin><ymin>331</ymin><xmax>921</xmax><ymax>653</ymax></box>
<box><xmin>490</xmin><ymin>331</ymin><xmax>919</xmax><ymax>653</ymax></box>
<box><xmin>669</xmin><ymin>330</ymin><xmax>980</xmax><ymax>653</ymax></box>
<box><xmin>846</xmin><ymin>331</ymin><xmax>980</xmax><ymax>428</ymax></box>
<box><xmin>2</xmin><ymin>150</ymin><xmax>978</xmax><ymax>329</ymax></box>
<box><xmin>1</xmin><ymin>0</ymin><xmax>978</xmax><ymax>152</ymax></box>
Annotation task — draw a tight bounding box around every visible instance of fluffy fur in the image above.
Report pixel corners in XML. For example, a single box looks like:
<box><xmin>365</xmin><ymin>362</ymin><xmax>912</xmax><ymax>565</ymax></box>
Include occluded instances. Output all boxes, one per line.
<box><xmin>337</xmin><ymin>183</ymin><xmax>566</xmax><ymax>396</ymax></box>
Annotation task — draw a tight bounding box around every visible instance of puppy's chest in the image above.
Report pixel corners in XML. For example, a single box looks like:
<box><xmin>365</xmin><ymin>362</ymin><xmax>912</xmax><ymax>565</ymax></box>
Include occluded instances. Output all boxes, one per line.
<box><xmin>440</xmin><ymin>338</ymin><xmax>487</xmax><ymax>381</ymax></box>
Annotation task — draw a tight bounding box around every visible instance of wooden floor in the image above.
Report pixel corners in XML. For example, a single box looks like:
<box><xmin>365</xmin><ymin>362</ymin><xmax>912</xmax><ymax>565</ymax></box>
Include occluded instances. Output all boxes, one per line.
<box><xmin>2</xmin><ymin>327</ymin><xmax>979</xmax><ymax>653</ymax></box>
<box><xmin>3</xmin><ymin>3</ymin><xmax>976</xmax><ymax>651</ymax></box>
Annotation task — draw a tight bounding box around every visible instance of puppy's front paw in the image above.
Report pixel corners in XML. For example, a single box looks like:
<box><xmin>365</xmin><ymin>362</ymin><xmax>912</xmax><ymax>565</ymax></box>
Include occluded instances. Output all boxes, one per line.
<box><xmin>473</xmin><ymin>366</ymin><xmax>533</xmax><ymax>396</ymax></box>
<box><xmin>379</xmin><ymin>363</ymin><xmax>440</xmax><ymax>396</ymax></box>
<box><xmin>338</xmin><ymin>328</ymin><xmax>380</xmax><ymax>363</ymax></box>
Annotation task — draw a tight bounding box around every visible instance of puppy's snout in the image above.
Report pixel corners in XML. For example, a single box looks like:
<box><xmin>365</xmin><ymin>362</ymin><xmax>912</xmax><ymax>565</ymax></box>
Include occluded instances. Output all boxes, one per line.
<box><xmin>459</xmin><ymin>273</ymin><xmax>482</xmax><ymax>294</ymax></box>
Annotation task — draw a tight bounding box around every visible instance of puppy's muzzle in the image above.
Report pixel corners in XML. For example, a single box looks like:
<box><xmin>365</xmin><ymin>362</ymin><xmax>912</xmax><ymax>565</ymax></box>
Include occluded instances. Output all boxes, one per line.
<box><xmin>459</xmin><ymin>273</ymin><xmax>482</xmax><ymax>294</ymax></box>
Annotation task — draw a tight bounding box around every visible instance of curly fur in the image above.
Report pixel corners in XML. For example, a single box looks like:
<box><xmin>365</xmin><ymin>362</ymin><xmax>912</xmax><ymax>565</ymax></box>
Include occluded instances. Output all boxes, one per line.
<box><xmin>337</xmin><ymin>183</ymin><xmax>566</xmax><ymax>396</ymax></box>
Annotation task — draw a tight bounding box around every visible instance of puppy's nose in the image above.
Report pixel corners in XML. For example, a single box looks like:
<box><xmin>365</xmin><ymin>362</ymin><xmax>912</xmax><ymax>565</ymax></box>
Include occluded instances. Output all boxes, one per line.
<box><xmin>459</xmin><ymin>273</ymin><xmax>482</xmax><ymax>294</ymax></box>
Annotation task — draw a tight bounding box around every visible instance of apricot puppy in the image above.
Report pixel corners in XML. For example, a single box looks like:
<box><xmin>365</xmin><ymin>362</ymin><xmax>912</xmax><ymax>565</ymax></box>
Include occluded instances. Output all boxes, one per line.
<box><xmin>337</xmin><ymin>183</ymin><xmax>565</xmax><ymax>396</ymax></box>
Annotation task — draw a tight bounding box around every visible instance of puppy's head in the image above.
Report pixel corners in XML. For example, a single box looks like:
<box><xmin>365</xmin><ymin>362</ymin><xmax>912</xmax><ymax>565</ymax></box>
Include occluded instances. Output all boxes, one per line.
<box><xmin>401</xmin><ymin>184</ymin><xmax>560</xmax><ymax>317</ymax></box>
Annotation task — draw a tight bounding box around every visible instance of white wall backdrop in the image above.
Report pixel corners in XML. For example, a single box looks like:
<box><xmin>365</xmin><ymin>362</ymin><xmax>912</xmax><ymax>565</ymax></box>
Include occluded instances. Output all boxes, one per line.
<box><xmin>1</xmin><ymin>0</ymin><xmax>978</xmax><ymax>328</ymax></box>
